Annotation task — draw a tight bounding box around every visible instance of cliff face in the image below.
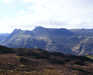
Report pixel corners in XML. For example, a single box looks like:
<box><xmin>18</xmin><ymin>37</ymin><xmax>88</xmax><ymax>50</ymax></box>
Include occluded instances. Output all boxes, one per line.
<box><xmin>1</xmin><ymin>27</ymin><xmax>93</xmax><ymax>55</ymax></box>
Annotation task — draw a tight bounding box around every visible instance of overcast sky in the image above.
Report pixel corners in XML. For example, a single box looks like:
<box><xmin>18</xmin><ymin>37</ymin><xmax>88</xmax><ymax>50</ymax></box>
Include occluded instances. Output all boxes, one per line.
<box><xmin>0</xmin><ymin>0</ymin><xmax>93</xmax><ymax>33</ymax></box>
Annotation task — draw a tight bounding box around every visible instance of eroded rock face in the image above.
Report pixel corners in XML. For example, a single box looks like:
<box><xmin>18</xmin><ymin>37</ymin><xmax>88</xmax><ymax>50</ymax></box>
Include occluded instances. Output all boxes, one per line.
<box><xmin>1</xmin><ymin>27</ymin><xmax>93</xmax><ymax>55</ymax></box>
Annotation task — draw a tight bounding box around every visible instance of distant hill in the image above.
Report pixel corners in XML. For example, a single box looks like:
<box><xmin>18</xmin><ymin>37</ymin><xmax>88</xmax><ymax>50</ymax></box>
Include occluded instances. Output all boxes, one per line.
<box><xmin>1</xmin><ymin>27</ymin><xmax>93</xmax><ymax>55</ymax></box>
<box><xmin>0</xmin><ymin>45</ymin><xmax>15</xmax><ymax>53</ymax></box>
<box><xmin>71</xmin><ymin>29</ymin><xmax>93</xmax><ymax>36</ymax></box>
<box><xmin>0</xmin><ymin>33</ymin><xmax>9</xmax><ymax>43</ymax></box>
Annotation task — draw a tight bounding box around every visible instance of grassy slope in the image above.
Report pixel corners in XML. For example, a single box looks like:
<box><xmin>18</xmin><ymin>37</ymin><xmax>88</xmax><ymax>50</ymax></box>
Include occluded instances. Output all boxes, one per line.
<box><xmin>0</xmin><ymin>47</ymin><xmax>93</xmax><ymax>75</ymax></box>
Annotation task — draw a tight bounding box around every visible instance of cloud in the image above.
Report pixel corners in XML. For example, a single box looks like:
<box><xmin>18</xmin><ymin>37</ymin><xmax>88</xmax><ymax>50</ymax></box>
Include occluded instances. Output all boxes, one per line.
<box><xmin>15</xmin><ymin>0</ymin><xmax>69</xmax><ymax>26</ymax></box>
<box><xmin>16</xmin><ymin>0</ymin><xmax>93</xmax><ymax>28</ymax></box>
<box><xmin>0</xmin><ymin>0</ymin><xmax>93</xmax><ymax>33</ymax></box>
<box><xmin>2</xmin><ymin>0</ymin><xmax>15</xmax><ymax>4</ymax></box>
<box><xmin>23</xmin><ymin>0</ymin><xmax>32</xmax><ymax>3</ymax></box>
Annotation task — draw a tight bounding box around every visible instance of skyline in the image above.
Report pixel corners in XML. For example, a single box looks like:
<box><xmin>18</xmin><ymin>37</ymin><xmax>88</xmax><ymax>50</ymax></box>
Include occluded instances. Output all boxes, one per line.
<box><xmin>0</xmin><ymin>0</ymin><xmax>93</xmax><ymax>33</ymax></box>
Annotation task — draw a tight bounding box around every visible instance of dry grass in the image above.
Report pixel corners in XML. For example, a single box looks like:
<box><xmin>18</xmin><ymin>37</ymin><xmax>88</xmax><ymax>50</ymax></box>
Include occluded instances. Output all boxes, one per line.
<box><xmin>0</xmin><ymin>53</ymin><xmax>92</xmax><ymax>75</ymax></box>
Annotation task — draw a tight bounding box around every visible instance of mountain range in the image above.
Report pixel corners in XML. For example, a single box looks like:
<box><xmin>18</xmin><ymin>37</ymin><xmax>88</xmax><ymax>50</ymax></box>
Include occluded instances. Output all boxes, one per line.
<box><xmin>0</xmin><ymin>26</ymin><xmax>93</xmax><ymax>55</ymax></box>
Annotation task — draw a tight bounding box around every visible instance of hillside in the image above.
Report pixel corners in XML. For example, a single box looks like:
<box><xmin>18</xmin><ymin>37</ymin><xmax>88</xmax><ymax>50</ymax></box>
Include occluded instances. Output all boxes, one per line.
<box><xmin>0</xmin><ymin>33</ymin><xmax>9</xmax><ymax>43</ymax></box>
<box><xmin>1</xmin><ymin>27</ymin><xmax>93</xmax><ymax>55</ymax></box>
<box><xmin>0</xmin><ymin>45</ymin><xmax>15</xmax><ymax>53</ymax></box>
<box><xmin>0</xmin><ymin>46</ymin><xmax>92</xmax><ymax>75</ymax></box>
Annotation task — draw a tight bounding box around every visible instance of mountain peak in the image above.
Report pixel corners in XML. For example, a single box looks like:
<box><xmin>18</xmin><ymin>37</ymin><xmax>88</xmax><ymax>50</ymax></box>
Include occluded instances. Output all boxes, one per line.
<box><xmin>11</xmin><ymin>29</ymin><xmax>23</xmax><ymax>35</ymax></box>
<box><xmin>33</xmin><ymin>26</ymin><xmax>47</xmax><ymax>31</ymax></box>
<box><xmin>13</xmin><ymin>29</ymin><xmax>22</xmax><ymax>33</ymax></box>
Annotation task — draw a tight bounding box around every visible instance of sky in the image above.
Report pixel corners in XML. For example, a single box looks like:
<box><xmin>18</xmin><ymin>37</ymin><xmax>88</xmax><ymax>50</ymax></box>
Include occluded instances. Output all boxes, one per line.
<box><xmin>0</xmin><ymin>0</ymin><xmax>93</xmax><ymax>33</ymax></box>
